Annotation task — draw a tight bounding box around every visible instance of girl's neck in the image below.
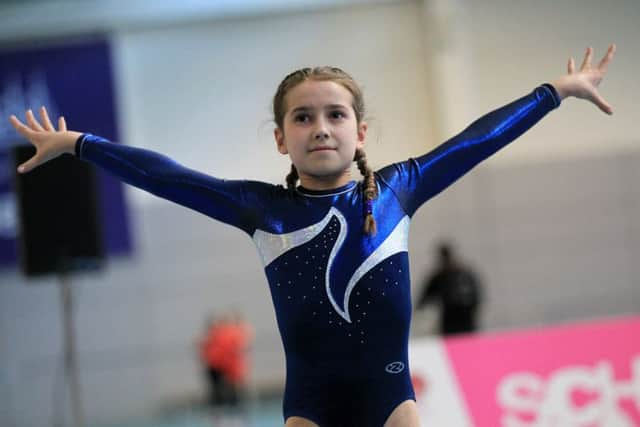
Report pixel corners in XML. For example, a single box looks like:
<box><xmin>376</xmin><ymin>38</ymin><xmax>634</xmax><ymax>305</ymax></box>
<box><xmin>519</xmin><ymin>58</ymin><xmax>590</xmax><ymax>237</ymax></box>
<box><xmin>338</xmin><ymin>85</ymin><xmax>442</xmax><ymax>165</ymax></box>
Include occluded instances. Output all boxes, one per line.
<box><xmin>297</xmin><ymin>170</ymin><xmax>353</xmax><ymax>191</ymax></box>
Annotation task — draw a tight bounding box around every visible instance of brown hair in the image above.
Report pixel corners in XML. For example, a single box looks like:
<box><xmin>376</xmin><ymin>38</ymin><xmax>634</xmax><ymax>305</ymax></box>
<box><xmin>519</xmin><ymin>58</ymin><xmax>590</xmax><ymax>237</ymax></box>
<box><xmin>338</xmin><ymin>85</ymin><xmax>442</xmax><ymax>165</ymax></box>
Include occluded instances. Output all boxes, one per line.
<box><xmin>273</xmin><ymin>66</ymin><xmax>378</xmax><ymax>235</ymax></box>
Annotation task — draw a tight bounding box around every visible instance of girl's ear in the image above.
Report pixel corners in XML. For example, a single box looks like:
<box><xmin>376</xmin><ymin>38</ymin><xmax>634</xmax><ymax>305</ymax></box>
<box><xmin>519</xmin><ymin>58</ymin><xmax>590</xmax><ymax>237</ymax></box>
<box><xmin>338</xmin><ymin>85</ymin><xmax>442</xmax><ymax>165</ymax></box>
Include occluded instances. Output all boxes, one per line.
<box><xmin>274</xmin><ymin>128</ymin><xmax>288</xmax><ymax>155</ymax></box>
<box><xmin>356</xmin><ymin>121</ymin><xmax>368</xmax><ymax>149</ymax></box>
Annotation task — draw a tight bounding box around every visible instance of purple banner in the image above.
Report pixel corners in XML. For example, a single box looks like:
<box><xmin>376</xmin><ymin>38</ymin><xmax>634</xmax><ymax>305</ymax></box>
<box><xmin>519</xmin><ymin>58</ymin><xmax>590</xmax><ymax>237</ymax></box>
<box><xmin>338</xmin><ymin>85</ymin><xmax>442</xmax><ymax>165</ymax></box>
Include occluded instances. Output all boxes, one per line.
<box><xmin>0</xmin><ymin>38</ymin><xmax>132</xmax><ymax>269</ymax></box>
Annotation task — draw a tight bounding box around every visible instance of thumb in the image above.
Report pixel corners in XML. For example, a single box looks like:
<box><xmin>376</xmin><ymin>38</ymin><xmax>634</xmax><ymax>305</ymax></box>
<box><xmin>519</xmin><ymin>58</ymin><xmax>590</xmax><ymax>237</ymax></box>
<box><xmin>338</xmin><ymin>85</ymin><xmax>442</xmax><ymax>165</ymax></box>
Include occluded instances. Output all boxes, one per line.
<box><xmin>592</xmin><ymin>92</ymin><xmax>613</xmax><ymax>115</ymax></box>
<box><xmin>17</xmin><ymin>153</ymin><xmax>42</xmax><ymax>174</ymax></box>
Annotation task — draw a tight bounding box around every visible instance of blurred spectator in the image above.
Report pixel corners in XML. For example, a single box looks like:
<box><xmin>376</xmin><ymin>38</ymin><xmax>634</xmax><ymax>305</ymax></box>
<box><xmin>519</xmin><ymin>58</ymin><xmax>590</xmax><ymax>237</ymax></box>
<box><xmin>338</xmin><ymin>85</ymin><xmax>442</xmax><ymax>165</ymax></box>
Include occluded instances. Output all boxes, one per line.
<box><xmin>416</xmin><ymin>242</ymin><xmax>483</xmax><ymax>335</ymax></box>
<box><xmin>199</xmin><ymin>315</ymin><xmax>226</xmax><ymax>407</ymax></box>
<box><xmin>198</xmin><ymin>312</ymin><xmax>253</xmax><ymax>409</ymax></box>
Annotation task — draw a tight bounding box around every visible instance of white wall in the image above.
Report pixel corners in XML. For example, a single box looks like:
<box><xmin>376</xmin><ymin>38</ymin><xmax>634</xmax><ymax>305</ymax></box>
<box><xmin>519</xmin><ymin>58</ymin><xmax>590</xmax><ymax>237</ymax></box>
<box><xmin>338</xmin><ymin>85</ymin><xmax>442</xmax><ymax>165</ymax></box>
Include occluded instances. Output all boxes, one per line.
<box><xmin>464</xmin><ymin>0</ymin><xmax>639</xmax><ymax>165</ymax></box>
<box><xmin>1</xmin><ymin>0</ymin><xmax>639</xmax><ymax>426</ymax></box>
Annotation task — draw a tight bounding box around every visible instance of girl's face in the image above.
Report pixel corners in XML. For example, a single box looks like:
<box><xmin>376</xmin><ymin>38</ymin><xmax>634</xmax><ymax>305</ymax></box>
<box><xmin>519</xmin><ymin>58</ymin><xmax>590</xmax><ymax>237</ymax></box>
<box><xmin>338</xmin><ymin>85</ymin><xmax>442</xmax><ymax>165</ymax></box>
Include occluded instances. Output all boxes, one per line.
<box><xmin>274</xmin><ymin>80</ymin><xmax>367</xmax><ymax>190</ymax></box>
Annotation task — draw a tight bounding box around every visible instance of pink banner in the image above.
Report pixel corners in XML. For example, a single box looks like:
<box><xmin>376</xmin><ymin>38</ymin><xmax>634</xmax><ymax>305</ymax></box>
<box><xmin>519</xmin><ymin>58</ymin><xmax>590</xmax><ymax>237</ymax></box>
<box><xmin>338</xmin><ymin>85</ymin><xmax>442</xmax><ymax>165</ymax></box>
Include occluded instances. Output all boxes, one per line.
<box><xmin>444</xmin><ymin>315</ymin><xmax>640</xmax><ymax>426</ymax></box>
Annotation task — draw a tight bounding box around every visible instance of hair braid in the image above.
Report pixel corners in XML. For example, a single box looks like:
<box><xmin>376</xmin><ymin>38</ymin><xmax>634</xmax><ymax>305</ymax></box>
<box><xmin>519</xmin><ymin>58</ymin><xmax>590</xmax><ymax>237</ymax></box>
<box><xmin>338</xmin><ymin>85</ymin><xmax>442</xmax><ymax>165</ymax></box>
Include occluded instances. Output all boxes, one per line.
<box><xmin>286</xmin><ymin>163</ymin><xmax>299</xmax><ymax>190</ymax></box>
<box><xmin>355</xmin><ymin>147</ymin><xmax>377</xmax><ymax>235</ymax></box>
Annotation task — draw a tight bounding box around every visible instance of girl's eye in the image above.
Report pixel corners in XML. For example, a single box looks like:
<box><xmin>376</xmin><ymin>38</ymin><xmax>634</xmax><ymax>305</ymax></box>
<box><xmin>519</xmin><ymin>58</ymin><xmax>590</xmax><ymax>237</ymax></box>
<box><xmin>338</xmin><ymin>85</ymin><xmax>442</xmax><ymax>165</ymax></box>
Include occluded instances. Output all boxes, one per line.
<box><xmin>330</xmin><ymin>111</ymin><xmax>346</xmax><ymax>120</ymax></box>
<box><xmin>294</xmin><ymin>114</ymin><xmax>311</xmax><ymax>123</ymax></box>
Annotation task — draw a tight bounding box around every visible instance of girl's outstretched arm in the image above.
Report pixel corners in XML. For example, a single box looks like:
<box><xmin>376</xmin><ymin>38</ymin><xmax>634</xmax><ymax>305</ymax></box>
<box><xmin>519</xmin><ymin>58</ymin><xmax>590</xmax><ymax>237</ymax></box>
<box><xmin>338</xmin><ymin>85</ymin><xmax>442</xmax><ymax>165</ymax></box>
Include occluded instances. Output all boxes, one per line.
<box><xmin>8</xmin><ymin>107</ymin><xmax>266</xmax><ymax>235</ymax></box>
<box><xmin>376</xmin><ymin>44</ymin><xmax>616</xmax><ymax>216</ymax></box>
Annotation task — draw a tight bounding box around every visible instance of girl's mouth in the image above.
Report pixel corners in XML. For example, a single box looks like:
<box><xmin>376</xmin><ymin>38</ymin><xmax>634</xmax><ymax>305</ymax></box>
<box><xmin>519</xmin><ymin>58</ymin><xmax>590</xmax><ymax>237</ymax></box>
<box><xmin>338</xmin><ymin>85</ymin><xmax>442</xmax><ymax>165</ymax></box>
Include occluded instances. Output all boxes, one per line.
<box><xmin>310</xmin><ymin>146</ymin><xmax>336</xmax><ymax>152</ymax></box>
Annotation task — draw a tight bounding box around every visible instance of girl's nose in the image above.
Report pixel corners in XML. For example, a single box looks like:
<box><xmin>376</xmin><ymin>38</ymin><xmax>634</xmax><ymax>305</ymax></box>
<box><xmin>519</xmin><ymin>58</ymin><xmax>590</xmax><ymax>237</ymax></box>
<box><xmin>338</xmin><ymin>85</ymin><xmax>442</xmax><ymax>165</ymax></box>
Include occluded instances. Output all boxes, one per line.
<box><xmin>314</xmin><ymin>130</ymin><xmax>329</xmax><ymax>140</ymax></box>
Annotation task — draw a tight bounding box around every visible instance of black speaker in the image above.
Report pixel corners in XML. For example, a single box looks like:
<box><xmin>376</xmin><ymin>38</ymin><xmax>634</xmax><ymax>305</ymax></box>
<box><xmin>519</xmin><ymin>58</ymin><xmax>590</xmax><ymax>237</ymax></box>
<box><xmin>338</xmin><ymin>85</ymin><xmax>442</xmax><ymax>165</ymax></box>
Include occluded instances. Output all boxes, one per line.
<box><xmin>12</xmin><ymin>144</ymin><xmax>103</xmax><ymax>277</ymax></box>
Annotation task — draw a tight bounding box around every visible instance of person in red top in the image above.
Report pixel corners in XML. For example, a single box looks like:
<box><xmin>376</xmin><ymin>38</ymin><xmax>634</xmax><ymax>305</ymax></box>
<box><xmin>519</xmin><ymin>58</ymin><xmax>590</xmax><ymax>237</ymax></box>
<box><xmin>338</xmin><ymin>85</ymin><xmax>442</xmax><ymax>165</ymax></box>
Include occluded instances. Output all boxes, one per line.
<box><xmin>199</xmin><ymin>312</ymin><xmax>253</xmax><ymax>408</ymax></box>
<box><xmin>199</xmin><ymin>315</ymin><xmax>226</xmax><ymax>407</ymax></box>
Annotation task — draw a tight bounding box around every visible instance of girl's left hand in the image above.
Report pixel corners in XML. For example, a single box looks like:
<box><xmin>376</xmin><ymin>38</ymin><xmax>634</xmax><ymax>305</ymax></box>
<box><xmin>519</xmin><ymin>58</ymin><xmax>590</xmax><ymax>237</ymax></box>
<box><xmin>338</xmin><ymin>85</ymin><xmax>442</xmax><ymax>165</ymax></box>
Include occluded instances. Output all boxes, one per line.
<box><xmin>551</xmin><ymin>44</ymin><xmax>616</xmax><ymax>114</ymax></box>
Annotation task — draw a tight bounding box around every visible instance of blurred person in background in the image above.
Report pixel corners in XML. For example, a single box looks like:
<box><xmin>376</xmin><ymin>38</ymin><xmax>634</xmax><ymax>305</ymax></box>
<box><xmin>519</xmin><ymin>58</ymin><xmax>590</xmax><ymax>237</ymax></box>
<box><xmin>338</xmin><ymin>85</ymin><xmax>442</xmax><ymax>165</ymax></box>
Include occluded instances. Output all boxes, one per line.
<box><xmin>199</xmin><ymin>311</ymin><xmax>253</xmax><ymax>409</ymax></box>
<box><xmin>199</xmin><ymin>314</ymin><xmax>226</xmax><ymax>408</ymax></box>
<box><xmin>416</xmin><ymin>241</ymin><xmax>483</xmax><ymax>335</ymax></box>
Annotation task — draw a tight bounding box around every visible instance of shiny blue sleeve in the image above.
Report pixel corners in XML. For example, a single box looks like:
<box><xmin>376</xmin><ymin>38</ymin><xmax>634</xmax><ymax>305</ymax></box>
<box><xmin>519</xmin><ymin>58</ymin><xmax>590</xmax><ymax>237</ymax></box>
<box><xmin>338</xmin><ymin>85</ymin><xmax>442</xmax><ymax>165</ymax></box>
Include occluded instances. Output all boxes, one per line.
<box><xmin>76</xmin><ymin>134</ymin><xmax>269</xmax><ymax>235</ymax></box>
<box><xmin>376</xmin><ymin>84</ymin><xmax>561</xmax><ymax>216</ymax></box>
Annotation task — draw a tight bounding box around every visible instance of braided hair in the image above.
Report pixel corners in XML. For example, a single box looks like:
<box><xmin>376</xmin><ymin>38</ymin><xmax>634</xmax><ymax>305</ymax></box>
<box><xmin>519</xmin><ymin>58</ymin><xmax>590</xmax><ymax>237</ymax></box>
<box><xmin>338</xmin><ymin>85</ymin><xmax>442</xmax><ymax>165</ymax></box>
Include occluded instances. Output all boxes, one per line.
<box><xmin>273</xmin><ymin>66</ymin><xmax>378</xmax><ymax>235</ymax></box>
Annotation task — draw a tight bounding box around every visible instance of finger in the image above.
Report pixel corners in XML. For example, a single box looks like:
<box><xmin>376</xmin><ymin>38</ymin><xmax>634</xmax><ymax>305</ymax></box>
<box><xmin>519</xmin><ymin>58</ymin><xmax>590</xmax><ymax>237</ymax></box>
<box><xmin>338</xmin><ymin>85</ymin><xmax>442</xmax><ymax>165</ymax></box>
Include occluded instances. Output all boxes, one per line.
<box><xmin>25</xmin><ymin>109</ymin><xmax>44</xmax><ymax>131</ymax></box>
<box><xmin>597</xmin><ymin>43</ymin><xmax>616</xmax><ymax>73</ymax></box>
<box><xmin>591</xmin><ymin>91</ymin><xmax>613</xmax><ymax>115</ymax></box>
<box><xmin>8</xmin><ymin>115</ymin><xmax>36</xmax><ymax>139</ymax></box>
<box><xmin>567</xmin><ymin>57</ymin><xmax>575</xmax><ymax>74</ymax></box>
<box><xmin>39</xmin><ymin>106</ymin><xmax>55</xmax><ymax>131</ymax></box>
<box><xmin>579</xmin><ymin>46</ymin><xmax>593</xmax><ymax>71</ymax></box>
<box><xmin>17</xmin><ymin>154</ymin><xmax>42</xmax><ymax>174</ymax></box>
<box><xmin>58</xmin><ymin>116</ymin><xmax>67</xmax><ymax>132</ymax></box>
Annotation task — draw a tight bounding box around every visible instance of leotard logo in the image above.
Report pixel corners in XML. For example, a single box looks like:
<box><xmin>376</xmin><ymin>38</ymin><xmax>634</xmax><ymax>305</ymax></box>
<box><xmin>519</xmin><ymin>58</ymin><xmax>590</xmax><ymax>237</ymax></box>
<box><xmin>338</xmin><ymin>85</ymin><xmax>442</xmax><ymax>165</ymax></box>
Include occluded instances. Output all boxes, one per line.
<box><xmin>385</xmin><ymin>361</ymin><xmax>405</xmax><ymax>374</ymax></box>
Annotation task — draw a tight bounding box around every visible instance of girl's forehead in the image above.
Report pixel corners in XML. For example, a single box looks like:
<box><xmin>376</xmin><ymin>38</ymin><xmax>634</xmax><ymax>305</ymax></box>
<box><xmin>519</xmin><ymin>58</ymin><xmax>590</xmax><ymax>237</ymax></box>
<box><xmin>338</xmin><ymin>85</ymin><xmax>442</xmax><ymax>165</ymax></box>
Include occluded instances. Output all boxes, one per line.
<box><xmin>286</xmin><ymin>80</ymin><xmax>353</xmax><ymax>110</ymax></box>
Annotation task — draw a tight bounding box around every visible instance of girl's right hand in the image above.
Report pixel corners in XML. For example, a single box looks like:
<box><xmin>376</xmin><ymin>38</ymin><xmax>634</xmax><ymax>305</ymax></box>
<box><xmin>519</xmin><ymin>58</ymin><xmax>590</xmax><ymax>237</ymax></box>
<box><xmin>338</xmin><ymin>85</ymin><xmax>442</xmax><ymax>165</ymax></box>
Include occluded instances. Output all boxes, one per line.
<box><xmin>9</xmin><ymin>106</ymin><xmax>83</xmax><ymax>174</ymax></box>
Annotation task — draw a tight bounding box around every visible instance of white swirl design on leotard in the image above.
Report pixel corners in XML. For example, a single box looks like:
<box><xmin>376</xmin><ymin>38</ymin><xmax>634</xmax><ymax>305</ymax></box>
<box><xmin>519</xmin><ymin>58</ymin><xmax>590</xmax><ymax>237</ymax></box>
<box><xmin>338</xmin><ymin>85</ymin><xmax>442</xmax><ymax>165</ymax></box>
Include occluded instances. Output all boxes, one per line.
<box><xmin>335</xmin><ymin>215</ymin><xmax>409</xmax><ymax>322</ymax></box>
<box><xmin>252</xmin><ymin>208</ymin><xmax>410</xmax><ymax>323</ymax></box>
<box><xmin>252</xmin><ymin>207</ymin><xmax>340</xmax><ymax>267</ymax></box>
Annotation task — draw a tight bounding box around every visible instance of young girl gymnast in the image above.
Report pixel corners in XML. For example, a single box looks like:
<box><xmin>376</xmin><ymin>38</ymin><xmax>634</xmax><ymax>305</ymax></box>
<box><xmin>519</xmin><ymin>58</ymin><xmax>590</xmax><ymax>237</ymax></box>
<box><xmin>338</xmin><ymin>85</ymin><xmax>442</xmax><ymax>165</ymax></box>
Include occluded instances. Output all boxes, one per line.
<box><xmin>9</xmin><ymin>44</ymin><xmax>616</xmax><ymax>427</ymax></box>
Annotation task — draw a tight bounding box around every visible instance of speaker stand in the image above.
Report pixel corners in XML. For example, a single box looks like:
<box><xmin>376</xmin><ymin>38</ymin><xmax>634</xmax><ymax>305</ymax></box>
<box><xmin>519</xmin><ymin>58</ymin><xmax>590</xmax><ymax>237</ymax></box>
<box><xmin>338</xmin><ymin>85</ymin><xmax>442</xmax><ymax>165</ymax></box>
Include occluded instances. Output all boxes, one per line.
<box><xmin>60</xmin><ymin>272</ymin><xmax>85</xmax><ymax>427</ymax></box>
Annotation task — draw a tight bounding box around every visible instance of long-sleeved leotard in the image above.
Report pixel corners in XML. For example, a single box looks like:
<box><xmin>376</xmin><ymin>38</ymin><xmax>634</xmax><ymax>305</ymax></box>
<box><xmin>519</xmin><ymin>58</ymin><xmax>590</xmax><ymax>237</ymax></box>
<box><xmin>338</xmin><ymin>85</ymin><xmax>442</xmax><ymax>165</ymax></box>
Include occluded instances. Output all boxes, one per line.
<box><xmin>76</xmin><ymin>84</ymin><xmax>560</xmax><ymax>426</ymax></box>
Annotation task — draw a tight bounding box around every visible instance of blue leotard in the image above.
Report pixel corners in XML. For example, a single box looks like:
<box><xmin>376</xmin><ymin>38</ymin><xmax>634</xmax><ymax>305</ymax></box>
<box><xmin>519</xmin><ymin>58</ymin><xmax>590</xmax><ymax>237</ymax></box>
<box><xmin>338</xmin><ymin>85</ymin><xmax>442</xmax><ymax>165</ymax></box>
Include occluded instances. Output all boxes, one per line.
<box><xmin>75</xmin><ymin>84</ymin><xmax>560</xmax><ymax>426</ymax></box>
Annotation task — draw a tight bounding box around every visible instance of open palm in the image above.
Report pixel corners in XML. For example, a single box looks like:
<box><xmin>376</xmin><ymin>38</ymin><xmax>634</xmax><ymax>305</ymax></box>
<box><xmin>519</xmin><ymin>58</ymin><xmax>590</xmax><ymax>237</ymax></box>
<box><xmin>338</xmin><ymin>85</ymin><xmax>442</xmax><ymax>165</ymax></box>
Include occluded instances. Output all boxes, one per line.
<box><xmin>9</xmin><ymin>106</ymin><xmax>82</xmax><ymax>173</ymax></box>
<box><xmin>553</xmin><ymin>44</ymin><xmax>616</xmax><ymax>114</ymax></box>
